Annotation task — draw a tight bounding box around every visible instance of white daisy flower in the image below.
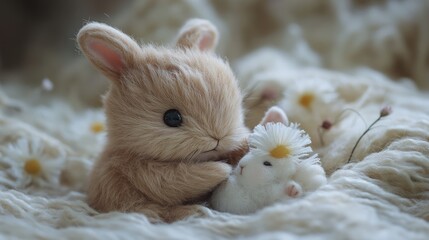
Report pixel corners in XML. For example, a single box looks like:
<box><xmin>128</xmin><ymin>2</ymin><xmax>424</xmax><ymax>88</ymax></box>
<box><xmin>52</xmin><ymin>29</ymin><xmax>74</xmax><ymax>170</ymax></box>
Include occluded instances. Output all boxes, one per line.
<box><xmin>280</xmin><ymin>78</ymin><xmax>337</xmax><ymax>113</ymax></box>
<box><xmin>249</xmin><ymin>122</ymin><xmax>313</xmax><ymax>162</ymax></box>
<box><xmin>0</xmin><ymin>137</ymin><xmax>65</xmax><ymax>188</ymax></box>
<box><xmin>66</xmin><ymin>109</ymin><xmax>107</xmax><ymax>154</ymax></box>
<box><xmin>278</xmin><ymin>78</ymin><xmax>342</xmax><ymax>147</ymax></box>
<box><xmin>21</xmin><ymin>102</ymin><xmax>106</xmax><ymax>157</ymax></box>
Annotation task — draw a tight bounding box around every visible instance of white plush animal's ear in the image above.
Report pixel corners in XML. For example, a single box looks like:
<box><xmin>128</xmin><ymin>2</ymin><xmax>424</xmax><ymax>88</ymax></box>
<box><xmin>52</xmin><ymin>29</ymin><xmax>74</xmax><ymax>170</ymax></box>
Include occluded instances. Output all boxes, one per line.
<box><xmin>175</xmin><ymin>18</ymin><xmax>219</xmax><ymax>52</ymax></box>
<box><xmin>261</xmin><ymin>106</ymin><xmax>289</xmax><ymax>125</ymax></box>
<box><xmin>77</xmin><ymin>22</ymin><xmax>141</xmax><ymax>81</ymax></box>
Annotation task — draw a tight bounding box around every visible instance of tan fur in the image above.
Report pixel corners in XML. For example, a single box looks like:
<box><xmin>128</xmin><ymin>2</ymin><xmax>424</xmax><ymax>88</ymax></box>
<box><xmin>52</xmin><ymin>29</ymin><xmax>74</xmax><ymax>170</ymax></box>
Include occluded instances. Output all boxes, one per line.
<box><xmin>77</xmin><ymin>20</ymin><xmax>249</xmax><ymax>222</ymax></box>
<box><xmin>175</xmin><ymin>18</ymin><xmax>219</xmax><ymax>51</ymax></box>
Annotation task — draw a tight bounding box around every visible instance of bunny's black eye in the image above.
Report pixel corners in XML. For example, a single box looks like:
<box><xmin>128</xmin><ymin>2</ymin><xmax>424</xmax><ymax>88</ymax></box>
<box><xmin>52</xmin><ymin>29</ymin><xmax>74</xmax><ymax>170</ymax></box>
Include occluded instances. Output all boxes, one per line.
<box><xmin>263</xmin><ymin>161</ymin><xmax>272</xmax><ymax>167</ymax></box>
<box><xmin>163</xmin><ymin>109</ymin><xmax>182</xmax><ymax>127</ymax></box>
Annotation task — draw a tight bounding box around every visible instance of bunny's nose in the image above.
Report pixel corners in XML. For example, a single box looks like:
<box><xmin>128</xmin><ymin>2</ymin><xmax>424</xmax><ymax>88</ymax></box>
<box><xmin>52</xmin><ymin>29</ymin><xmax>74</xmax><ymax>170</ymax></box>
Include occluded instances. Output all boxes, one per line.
<box><xmin>209</xmin><ymin>136</ymin><xmax>221</xmax><ymax>151</ymax></box>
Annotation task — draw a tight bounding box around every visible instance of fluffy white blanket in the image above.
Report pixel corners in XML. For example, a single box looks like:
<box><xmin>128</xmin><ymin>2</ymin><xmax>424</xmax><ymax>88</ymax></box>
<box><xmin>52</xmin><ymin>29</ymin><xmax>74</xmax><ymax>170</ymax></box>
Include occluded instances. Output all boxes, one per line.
<box><xmin>1</xmin><ymin>0</ymin><xmax>429</xmax><ymax>239</ymax></box>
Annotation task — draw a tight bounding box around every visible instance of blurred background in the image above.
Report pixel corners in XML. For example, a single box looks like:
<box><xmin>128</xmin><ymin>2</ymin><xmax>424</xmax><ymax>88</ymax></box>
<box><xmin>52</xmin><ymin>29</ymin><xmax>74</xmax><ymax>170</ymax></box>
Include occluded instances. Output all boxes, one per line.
<box><xmin>0</xmin><ymin>0</ymin><xmax>428</xmax><ymax>106</ymax></box>
<box><xmin>0</xmin><ymin>0</ymin><xmax>129</xmax><ymax>70</ymax></box>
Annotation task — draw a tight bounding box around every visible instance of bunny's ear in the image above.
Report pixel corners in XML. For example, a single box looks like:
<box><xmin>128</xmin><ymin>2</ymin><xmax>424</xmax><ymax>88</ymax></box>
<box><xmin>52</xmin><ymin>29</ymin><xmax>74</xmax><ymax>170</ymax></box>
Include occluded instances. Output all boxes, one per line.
<box><xmin>261</xmin><ymin>106</ymin><xmax>289</xmax><ymax>125</ymax></box>
<box><xmin>77</xmin><ymin>22</ymin><xmax>141</xmax><ymax>81</ymax></box>
<box><xmin>175</xmin><ymin>18</ymin><xmax>219</xmax><ymax>52</ymax></box>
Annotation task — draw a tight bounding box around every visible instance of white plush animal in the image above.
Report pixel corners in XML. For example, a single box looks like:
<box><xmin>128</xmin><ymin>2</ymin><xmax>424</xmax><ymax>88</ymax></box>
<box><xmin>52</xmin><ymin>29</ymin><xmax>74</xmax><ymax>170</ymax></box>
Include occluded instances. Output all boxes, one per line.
<box><xmin>210</xmin><ymin>107</ymin><xmax>327</xmax><ymax>214</ymax></box>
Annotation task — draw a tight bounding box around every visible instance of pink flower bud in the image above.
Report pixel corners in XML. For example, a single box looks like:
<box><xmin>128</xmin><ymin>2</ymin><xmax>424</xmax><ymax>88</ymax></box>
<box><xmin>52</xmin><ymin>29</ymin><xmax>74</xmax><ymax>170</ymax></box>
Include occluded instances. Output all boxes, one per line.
<box><xmin>380</xmin><ymin>106</ymin><xmax>392</xmax><ymax>117</ymax></box>
<box><xmin>321</xmin><ymin>120</ymin><xmax>332</xmax><ymax>130</ymax></box>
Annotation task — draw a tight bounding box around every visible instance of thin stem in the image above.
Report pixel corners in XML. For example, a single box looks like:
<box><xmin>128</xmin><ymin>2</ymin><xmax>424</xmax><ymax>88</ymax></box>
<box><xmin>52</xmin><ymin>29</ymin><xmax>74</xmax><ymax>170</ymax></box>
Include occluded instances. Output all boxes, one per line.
<box><xmin>337</xmin><ymin>108</ymin><xmax>368</xmax><ymax>129</ymax></box>
<box><xmin>347</xmin><ymin>115</ymin><xmax>382</xmax><ymax>164</ymax></box>
<box><xmin>317</xmin><ymin>127</ymin><xmax>325</xmax><ymax>146</ymax></box>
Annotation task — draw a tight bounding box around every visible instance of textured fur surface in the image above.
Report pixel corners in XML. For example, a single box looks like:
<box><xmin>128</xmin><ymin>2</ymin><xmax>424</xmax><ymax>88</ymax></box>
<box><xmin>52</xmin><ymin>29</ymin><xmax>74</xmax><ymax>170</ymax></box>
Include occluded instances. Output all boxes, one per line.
<box><xmin>1</xmin><ymin>0</ymin><xmax>429</xmax><ymax>239</ymax></box>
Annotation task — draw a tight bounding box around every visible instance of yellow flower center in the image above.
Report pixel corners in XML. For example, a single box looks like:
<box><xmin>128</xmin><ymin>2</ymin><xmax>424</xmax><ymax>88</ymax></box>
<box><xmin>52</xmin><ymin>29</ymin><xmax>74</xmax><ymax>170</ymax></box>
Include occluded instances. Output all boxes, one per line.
<box><xmin>90</xmin><ymin>122</ymin><xmax>105</xmax><ymax>133</ymax></box>
<box><xmin>24</xmin><ymin>159</ymin><xmax>42</xmax><ymax>175</ymax></box>
<box><xmin>298</xmin><ymin>92</ymin><xmax>315</xmax><ymax>109</ymax></box>
<box><xmin>270</xmin><ymin>145</ymin><xmax>291</xmax><ymax>159</ymax></box>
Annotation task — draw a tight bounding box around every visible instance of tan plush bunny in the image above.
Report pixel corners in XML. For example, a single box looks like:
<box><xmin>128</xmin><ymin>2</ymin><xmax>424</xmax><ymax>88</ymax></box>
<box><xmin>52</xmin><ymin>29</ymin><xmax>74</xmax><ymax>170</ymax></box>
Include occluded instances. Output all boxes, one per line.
<box><xmin>77</xmin><ymin>19</ymin><xmax>249</xmax><ymax>223</ymax></box>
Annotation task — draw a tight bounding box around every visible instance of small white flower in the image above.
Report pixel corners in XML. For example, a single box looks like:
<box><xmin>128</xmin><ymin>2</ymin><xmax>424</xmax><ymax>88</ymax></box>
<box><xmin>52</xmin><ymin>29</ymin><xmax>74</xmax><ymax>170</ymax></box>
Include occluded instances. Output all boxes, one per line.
<box><xmin>21</xmin><ymin>102</ymin><xmax>107</xmax><ymax>157</ymax></box>
<box><xmin>67</xmin><ymin>110</ymin><xmax>106</xmax><ymax>156</ymax></box>
<box><xmin>278</xmin><ymin>79</ymin><xmax>342</xmax><ymax>147</ymax></box>
<box><xmin>280</xmin><ymin>78</ymin><xmax>337</xmax><ymax>113</ymax></box>
<box><xmin>249</xmin><ymin>122</ymin><xmax>313</xmax><ymax>162</ymax></box>
<box><xmin>0</xmin><ymin>137</ymin><xmax>65</xmax><ymax>188</ymax></box>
